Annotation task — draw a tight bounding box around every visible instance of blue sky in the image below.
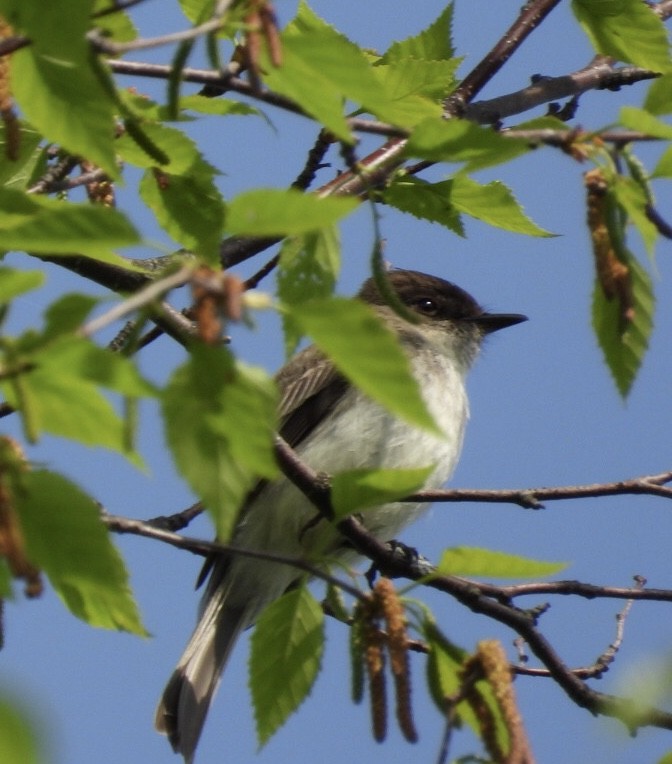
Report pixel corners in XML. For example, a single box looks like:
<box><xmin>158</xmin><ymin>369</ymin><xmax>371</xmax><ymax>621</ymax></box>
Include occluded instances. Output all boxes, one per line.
<box><xmin>3</xmin><ymin>2</ymin><xmax>672</xmax><ymax>763</ymax></box>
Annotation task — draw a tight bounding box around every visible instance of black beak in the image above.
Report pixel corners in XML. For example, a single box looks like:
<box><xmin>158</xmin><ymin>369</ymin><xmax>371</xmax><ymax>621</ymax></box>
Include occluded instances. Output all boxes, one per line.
<box><xmin>465</xmin><ymin>313</ymin><xmax>528</xmax><ymax>334</ymax></box>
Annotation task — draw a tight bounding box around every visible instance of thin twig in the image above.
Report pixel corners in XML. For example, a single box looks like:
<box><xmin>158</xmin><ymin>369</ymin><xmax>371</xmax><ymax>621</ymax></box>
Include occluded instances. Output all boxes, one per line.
<box><xmin>78</xmin><ymin>265</ymin><xmax>193</xmax><ymax>338</ymax></box>
<box><xmin>103</xmin><ymin>511</ymin><xmax>365</xmax><ymax>601</ymax></box>
<box><xmin>446</xmin><ymin>0</ymin><xmax>564</xmax><ymax>112</ymax></box>
<box><xmin>88</xmin><ymin>0</ymin><xmax>234</xmax><ymax>54</ymax></box>
<box><xmin>410</xmin><ymin>471</ymin><xmax>672</xmax><ymax>507</ymax></box>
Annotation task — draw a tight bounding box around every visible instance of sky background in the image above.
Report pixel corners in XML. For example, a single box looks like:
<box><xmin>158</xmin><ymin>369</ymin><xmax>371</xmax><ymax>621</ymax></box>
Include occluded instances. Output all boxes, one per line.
<box><xmin>3</xmin><ymin>1</ymin><xmax>672</xmax><ymax>763</ymax></box>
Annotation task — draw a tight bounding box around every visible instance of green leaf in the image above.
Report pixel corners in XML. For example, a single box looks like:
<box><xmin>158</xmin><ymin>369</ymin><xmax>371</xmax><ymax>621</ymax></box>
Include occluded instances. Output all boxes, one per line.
<box><xmin>0</xmin><ymin>697</ymin><xmax>41</xmax><ymax>764</ymax></box>
<box><xmin>249</xmin><ymin>585</ymin><xmax>324</xmax><ymax>747</ymax></box>
<box><xmin>34</xmin><ymin>335</ymin><xmax>158</xmax><ymax>397</ymax></box>
<box><xmin>369</xmin><ymin>62</ymin><xmax>447</xmax><ymax>125</ymax></box>
<box><xmin>42</xmin><ymin>294</ymin><xmax>99</xmax><ymax>339</ymax></box>
<box><xmin>423</xmin><ymin>619</ymin><xmax>509</xmax><ymax>751</ymax></box>
<box><xmin>6</xmin><ymin>0</ymin><xmax>118</xmax><ymax>176</ymax></box>
<box><xmin>592</xmin><ymin>249</ymin><xmax>654</xmax><ymax>398</ymax></box>
<box><xmin>261</xmin><ymin>2</ymin><xmax>376</xmax><ymax>140</ymax></box>
<box><xmin>382</xmin><ymin>4</ymin><xmax>455</xmax><ymax>62</ymax></box>
<box><xmin>612</xmin><ymin>174</ymin><xmax>658</xmax><ymax>256</ymax></box>
<box><xmin>226</xmin><ymin>189</ymin><xmax>358</xmax><ymax>237</ymax></box>
<box><xmin>0</xmin><ymin>189</ymin><xmax>140</xmax><ymax>261</ymax></box>
<box><xmin>619</xmin><ymin>106</ymin><xmax>672</xmax><ymax>139</ymax></box>
<box><xmin>116</xmin><ymin>122</ymin><xmax>212</xmax><ymax>174</ymax></box>
<box><xmin>383</xmin><ymin>176</ymin><xmax>464</xmax><ymax>236</ymax></box>
<box><xmin>0</xmin><ymin>124</ymin><xmax>43</xmax><ymax>189</ymax></box>
<box><xmin>2</xmin><ymin>335</ymin><xmax>150</xmax><ymax>457</ymax></box>
<box><xmin>262</xmin><ymin>1</ymin><xmax>446</xmax><ymax>135</ymax></box>
<box><xmin>162</xmin><ymin>346</ymin><xmax>278</xmax><ymax>539</ymax></box>
<box><xmin>92</xmin><ymin>0</ymin><xmax>137</xmax><ymax>42</ymax></box>
<box><xmin>14</xmin><ymin>470</ymin><xmax>146</xmax><ymax>633</ymax></box>
<box><xmin>178</xmin><ymin>0</ymin><xmax>216</xmax><ymax>25</ymax></box>
<box><xmin>450</xmin><ymin>175</ymin><xmax>554</xmax><ymax>237</ymax></box>
<box><xmin>139</xmin><ymin>166</ymin><xmax>225</xmax><ymax>264</ymax></box>
<box><xmin>0</xmin><ymin>267</ymin><xmax>44</xmax><ymax>302</ymax></box>
<box><xmin>376</xmin><ymin>59</ymin><xmax>459</xmax><ymax>103</ymax></box>
<box><xmin>277</xmin><ymin>228</ymin><xmax>340</xmax><ymax>356</ymax></box>
<box><xmin>290</xmin><ymin>296</ymin><xmax>439</xmax><ymax>433</ymax></box>
<box><xmin>405</xmin><ymin>118</ymin><xmax>530</xmax><ymax>171</ymax></box>
<box><xmin>179</xmin><ymin>94</ymin><xmax>260</xmax><ymax>118</ymax></box>
<box><xmin>572</xmin><ymin>0</ymin><xmax>671</xmax><ymax>72</ymax></box>
<box><xmin>652</xmin><ymin>145</ymin><xmax>672</xmax><ymax>179</ymax></box>
<box><xmin>436</xmin><ymin>546</ymin><xmax>567</xmax><ymax>578</ymax></box>
<box><xmin>0</xmin><ymin>560</ymin><xmax>11</xmax><ymax>597</ymax></box>
<box><xmin>644</xmin><ymin>74</ymin><xmax>672</xmax><ymax>115</ymax></box>
<box><xmin>331</xmin><ymin>466</ymin><xmax>434</xmax><ymax>519</ymax></box>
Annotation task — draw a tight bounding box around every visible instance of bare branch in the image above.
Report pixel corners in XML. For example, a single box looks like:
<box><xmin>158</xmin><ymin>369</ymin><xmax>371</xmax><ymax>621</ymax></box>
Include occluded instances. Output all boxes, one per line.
<box><xmin>79</xmin><ymin>265</ymin><xmax>194</xmax><ymax>338</ymax></box>
<box><xmin>103</xmin><ymin>511</ymin><xmax>365</xmax><ymax>601</ymax></box>
<box><xmin>411</xmin><ymin>471</ymin><xmax>672</xmax><ymax>508</ymax></box>
<box><xmin>466</xmin><ymin>59</ymin><xmax>660</xmax><ymax>125</ymax></box>
<box><xmin>446</xmin><ymin>0</ymin><xmax>564</xmax><ymax>112</ymax></box>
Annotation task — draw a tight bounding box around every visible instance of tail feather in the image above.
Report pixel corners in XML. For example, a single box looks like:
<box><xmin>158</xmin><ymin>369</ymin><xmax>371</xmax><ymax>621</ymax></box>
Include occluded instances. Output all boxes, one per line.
<box><xmin>155</xmin><ymin>590</ymin><xmax>250</xmax><ymax>763</ymax></box>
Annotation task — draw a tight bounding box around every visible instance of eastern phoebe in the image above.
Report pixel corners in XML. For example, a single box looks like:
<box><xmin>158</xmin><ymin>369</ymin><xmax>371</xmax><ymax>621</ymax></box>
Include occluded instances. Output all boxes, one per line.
<box><xmin>155</xmin><ymin>269</ymin><xmax>526</xmax><ymax>761</ymax></box>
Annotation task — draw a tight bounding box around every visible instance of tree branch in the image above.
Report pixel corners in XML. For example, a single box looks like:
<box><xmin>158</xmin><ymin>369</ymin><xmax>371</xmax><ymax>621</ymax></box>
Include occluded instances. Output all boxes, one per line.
<box><xmin>446</xmin><ymin>0</ymin><xmax>564</xmax><ymax>112</ymax></box>
<box><xmin>465</xmin><ymin>59</ymin><xmax>660</xmax><ymax>124</ymax></box>
<box><xmin>410</xmin><ymin>471</ymin><xmax>672</xmax><ymax>508</ymax></box>
<box><xmin>102</xmin><ymin>511</ymin><xmax>365</xmax><ymax>601</ymax></box>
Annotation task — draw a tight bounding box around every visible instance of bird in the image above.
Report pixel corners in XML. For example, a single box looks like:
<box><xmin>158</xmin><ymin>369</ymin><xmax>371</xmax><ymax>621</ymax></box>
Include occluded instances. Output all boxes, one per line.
<box><xmin>155</xmin><ymin>269</ymin><xmax>527</xmax><ymax>761</ymax></box>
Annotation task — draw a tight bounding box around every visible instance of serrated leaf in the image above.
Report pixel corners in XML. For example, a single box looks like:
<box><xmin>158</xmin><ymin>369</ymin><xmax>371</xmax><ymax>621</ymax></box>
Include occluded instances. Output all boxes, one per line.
<box><xmin>382</xmin><ymin>4</ymin><xmax>455</xmax><ymax>62</ymax></box>
<box><xmin>0</xmin><ymin>267</ymin><xmax>44</xmax><ymax>302</ymax></box>
<box><xmin>291</xmin><ymin>296</ymin><xmax>439</xmax><ymax>433</ymax></box>
<box><xmin>592</xmin><ymin>249</ymin><xmax>654</xmax><ymax>398</ymax></box>
<box><xmin>423</xmin><ymin>619</ymin><xmax>509</xmax><ymax>751</ymax></box>
<box><xmin>450</xmin><ymin>175</ymin><xmax>554</xmax><ymax>237</ymax></box>
<box><xmin>162</xmin><ymin>346</ymin><xmax>278</xmax><ymax>539</ymax></box>
<box><xmin>572</xmin><ymin>0</ymin><xmax>671</xmax><ymax>72</ymax></box>
<box><xmin>375</xmin><ymin>59</ymin><xmax>459</xmax><ymax>104</ymax></box>
<box><xmin>14</xmin><ymin>470</ymin><xmax>146</xmax><ymax>633</ymax></box>
<box><xmin>250</xmin><ymin>585</ymin><xmax>324</xmax><ymax>747</ymax></box>
<box><xmin>260</xmin><ymin>2</ymin><xmax>376</xmax><ymax>140</ymax></box>
<box><xmin>2</xmin><ymin>335</ymin><xmax>150</xmax><ymax>458</ymax></box>
<box><xmin>35</xmin><ymin>335</ymin><xmax>158</xmax><ymax>398</ymax></box>
<box><xmin>263</xmin><ymin>2</ymin><xmax>439</xmax><ymax>135</ymax></box>
<box><xmin>116</xmin><ymin>122</ymin><xmax>214</xmax><ymax>174</ymax></box>
<box><xmin>405</xmin><ymin>118</ymin><xmax>530</xmax><ymax>171</ymax></box>
<box><xmin>612</xmin><ymin>175</ymin><xmax>658</xmax><ymax>256</ymax></box>
<box><xmin>226</xmin><ymin>189</ymin><xmax>358</xmax><ymax>237</ymax></box>
<box><xmin>6</xmin><ymin>1</ymin><xmax>118</xmax><ymax>176</ymax></box>
<box><xmin>383</xmin><ymin>176</ymin><xmax>464</xmax><ymax>236</ymax></box>
<box><xmin>277</xmin><ymin>228</ymin><xmax>340</xmax><ymax>356</ymax></box>
<box><xmin>0</xmin><ymin>697</ymin><xmax>41</xmax><ymax>764</ymax></box>
<box><xmin>437</xmin><ymin>546</ymin><xmax>567</xmax><ymax>578</ymax></box>
<box><xmin>139</xmin><ymin>166</ymin><xmax>225</xmax><ymax>264</ymax></box>
<box><xmin>369</xmin><ymin>61</ymin><xmax>448</xmax><ymax>125</ymax></box>
<box><xmin>0</xmin><ymin>189</ymin><xmax>139</xmax><ymax>261</ymax></box>
<box><xmin>331</xmin><ymin>466</ymin><xmax>434</xmax><ymax>519</ymax></box>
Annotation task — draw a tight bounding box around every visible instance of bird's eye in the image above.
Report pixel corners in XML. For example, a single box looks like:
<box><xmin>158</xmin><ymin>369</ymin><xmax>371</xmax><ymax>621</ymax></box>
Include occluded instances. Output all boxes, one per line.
<box><xmin>413</xmin><ymin>297</ymin><xmax>439</xmax><ymax>316</ymax></box>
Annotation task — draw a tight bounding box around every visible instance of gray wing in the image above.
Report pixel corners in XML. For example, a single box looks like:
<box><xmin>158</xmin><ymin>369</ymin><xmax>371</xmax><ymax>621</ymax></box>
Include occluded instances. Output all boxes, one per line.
<box><xmin>275</xmin><ymin>345</ymin><xmax>349</xmax><ymax>448</ymax></box>
<box><xmin>195</xmin><ymin>345</ymin><xmax>348</xmax><ymax>589</ymax></box>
